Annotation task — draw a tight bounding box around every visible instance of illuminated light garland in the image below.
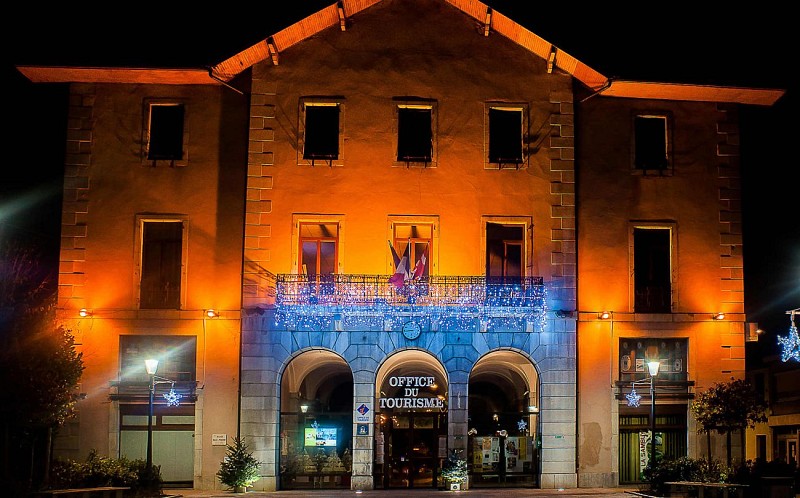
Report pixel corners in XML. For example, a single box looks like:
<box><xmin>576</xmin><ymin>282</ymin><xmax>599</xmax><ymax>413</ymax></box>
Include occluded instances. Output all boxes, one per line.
<box><xmin>626</xmin><ymin>387</ymin><xmax>642</xmax><ymax>407</ymax></box>
<box><xmin>163</xmin><ymin>386</ymin><xmax>182</xmax><ymax>407</ymax></box>
<box><xmin>273</xmin><ymin>274</ymin><xmax>548</xmax><ymax>332</ymax></box>
<box><xmin>777</xmin><ymin>324</ymin><xmax>800</xmax><ymax>363</ymax></box>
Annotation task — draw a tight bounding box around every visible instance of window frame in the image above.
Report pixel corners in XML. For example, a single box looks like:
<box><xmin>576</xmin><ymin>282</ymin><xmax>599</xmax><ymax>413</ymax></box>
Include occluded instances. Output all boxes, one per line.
<box><xmin>298</xmin><ymin>98</ymin><xmax>345</xmax><ymax>167</ymax></box>
<box><xmin>393</xmin><ymin>99</ymin><xmax>437</xmax><ymax>168</ymax></box>
<box><xmin>480</xmin><ymin>216</ymin><xmax>532</xmax><ymax>278</ymax></box>
<box><xmin>629</xmin><ymin>222</ymin><xmax>677</xmax><ymax>313</ymax></box>
<box><xmin>291</xmin><ymin>214</ymin><xmax>345</xmax><ymax>275</ymax></box>
<box><xmin>631</xmin><ymin>112</ymin><xmax>672</xmax><ymax>175</ymax></box>
<box><xmin>387</xmin><ymin>216</ymin><xmax>439</xmax><ymax>277</ymax></box>
<box><xmin>485</xmin><ymin>103</ymin><xmax>528</xmax><ymax>170</ymax></box>
<box><xmin>142</xmin><ymin>100</ymin><xmax>188</xmax><ymax>166</ymax></box>
<box><xmin>134</xmin><ymin>215</ymin><xmax>189</xmax><ymax>310</ymax></box>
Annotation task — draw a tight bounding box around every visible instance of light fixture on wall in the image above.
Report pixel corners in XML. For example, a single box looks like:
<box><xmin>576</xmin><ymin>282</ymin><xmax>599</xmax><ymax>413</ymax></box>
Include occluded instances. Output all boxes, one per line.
<box><xmin>300</xmin><ymin>404</ymin><xmax>309</xmax><ymax>414</ymax></box>
<box><xmin>79</xmin><ymin>308</ymin><xmax>92</xmax><ymax>318</ymax></box>
<box><xmin>712</xmin><ymin>312</ymin><xmax>725</xmax><ymax>320</ymax></box>
<box><xmin>598</xmin><ymin>311</ymin><xmax>610</xmax><ymax>320</ymax></box>
<box><xmin>205</xmin><ymin>309</ymin><xmax>219</xmax><ymax>318</ymax></box>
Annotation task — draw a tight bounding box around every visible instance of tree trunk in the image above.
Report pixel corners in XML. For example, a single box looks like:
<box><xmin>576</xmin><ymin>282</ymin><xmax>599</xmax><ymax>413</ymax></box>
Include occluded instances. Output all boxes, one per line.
<box><xmin>726</xmin><ymin>430</ymin><xmax>732</xmax><ymax>467</ymax></box>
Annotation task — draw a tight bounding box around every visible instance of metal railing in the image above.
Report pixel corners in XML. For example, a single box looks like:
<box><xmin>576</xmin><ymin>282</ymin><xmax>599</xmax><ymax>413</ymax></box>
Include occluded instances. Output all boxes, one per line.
<box><xmin>273</xmin><ymin>274</ymin><xmax>547</xmax><ymax>327</ymax></box>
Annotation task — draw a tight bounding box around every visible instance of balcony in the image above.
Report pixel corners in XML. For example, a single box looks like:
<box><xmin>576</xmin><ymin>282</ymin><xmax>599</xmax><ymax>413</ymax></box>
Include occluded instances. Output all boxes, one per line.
<box><xmin>273</xmin><ymin>274</ymin><xmax>547</xmax><ymax>331</ymax></box>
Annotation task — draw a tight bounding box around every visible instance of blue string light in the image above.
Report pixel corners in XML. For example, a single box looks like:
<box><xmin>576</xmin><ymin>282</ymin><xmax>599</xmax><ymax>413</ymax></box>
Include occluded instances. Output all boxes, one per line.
<box><xmin>626</xmin><ymin>387</ymin><xmax>641</xmax><ymax>407</ymax></box>
<box><xmin>273</xmin><ymin>274</ymin><xmax>548</xmax><ymax>332</ymax></box>
<box><xmin>163</xmin><ymin>385</ymin><xmax>182</xmax><ymax>406</ymax></box>
<box><xmin>778</xmin><ymin>324</ymin><xmax>800</xmax><ymax>363</ymax></box>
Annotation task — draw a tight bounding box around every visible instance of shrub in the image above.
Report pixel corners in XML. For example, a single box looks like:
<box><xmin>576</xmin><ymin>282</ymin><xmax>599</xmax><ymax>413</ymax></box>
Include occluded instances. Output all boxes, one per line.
<box><xmin>49</xmin><ymin>450</ymin><xmax>161</xmax><ymax>497</ymax></box>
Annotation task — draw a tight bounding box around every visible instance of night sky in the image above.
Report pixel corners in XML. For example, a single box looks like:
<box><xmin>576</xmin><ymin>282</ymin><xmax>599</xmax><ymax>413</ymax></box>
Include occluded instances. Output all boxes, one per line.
<box><xmin>4</xmin><ymin>2</ymin><xmax>797</xmax><ymax>361</ymax></box>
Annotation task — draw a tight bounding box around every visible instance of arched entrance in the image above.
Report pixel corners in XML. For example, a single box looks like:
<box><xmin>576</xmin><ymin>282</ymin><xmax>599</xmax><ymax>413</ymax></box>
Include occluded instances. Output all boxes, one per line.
<box><xmin>374</xmin><ymin>350</ymin><xmax>448</xmax><ymax>489</ymax></box>
<box><xmin>468</xmin><ymin>350</ymin><xmax>539</xmax><ymax>488</ymax></box>
<box><xmin>278</xmin><ymin>349</ymin><xmax>354</xmax><ymax>490</ymax></box>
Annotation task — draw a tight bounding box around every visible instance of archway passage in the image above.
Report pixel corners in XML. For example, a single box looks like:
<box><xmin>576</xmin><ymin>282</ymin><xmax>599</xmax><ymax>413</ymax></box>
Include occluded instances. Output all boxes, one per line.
<box><xmin>374</xmin><ymin>350</ymin><xmax>448</xmax><ymax>489</ymax></box>
<box><xmin>279</xmin><ymin>350</ymin><xmax>354</xmax><ymax>490</ymax></box>
<box><xmin>468</xmin><ymin>350</ymin><xmax>539</xmax><ymax>488</ymax></box>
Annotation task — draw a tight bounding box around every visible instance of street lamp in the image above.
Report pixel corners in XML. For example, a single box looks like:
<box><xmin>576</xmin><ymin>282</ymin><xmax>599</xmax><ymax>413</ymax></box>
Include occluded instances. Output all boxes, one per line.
<box><xmin>144</xmin><ymin>358</ymin><xmax>182</xmax><ymax>479</ymax></box>
<box><xmin>625</xmin><ymin>360</ymin><xmax>661</xmax><ymax>470</ymax></box>
<box><xmin>647</xmin><ymin>360</ymin><xmax>660</xmax><ymax>470</ymax></box>
<box><xmin>145</xmin><ymin>359</ymin><xmax>158</xmax><ymax>477</ymax></box>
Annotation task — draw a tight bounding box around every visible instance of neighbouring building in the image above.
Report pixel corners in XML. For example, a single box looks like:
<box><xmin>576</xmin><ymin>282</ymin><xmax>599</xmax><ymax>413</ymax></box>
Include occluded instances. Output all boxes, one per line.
<box><xmin>16</xmin><ymin>0</ymin><xmax>785</xmax><ymax>491</ymax></box>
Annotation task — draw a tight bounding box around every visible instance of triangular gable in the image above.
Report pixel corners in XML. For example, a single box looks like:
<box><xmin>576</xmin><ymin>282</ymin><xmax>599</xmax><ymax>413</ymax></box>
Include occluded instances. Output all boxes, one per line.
<box><xmin>210</xmin><ymin>0</ymin><xmax>608</xmax><ymax>90</ymax></box>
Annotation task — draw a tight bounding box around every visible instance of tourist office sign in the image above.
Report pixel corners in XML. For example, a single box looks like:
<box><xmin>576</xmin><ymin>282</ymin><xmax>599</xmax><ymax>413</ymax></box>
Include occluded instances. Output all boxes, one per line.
<box><xmin>378</xmin><ymin>376</ymin><xmax>445</xmax><ymax>409</ymax></box>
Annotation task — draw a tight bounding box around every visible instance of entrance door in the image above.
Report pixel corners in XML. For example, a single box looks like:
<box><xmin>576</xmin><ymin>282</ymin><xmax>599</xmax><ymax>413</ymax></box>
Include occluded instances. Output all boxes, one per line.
<box><xmin>385</xmin><ymin>412</ymin><xmax>445</xmax><ymax>488</ymax></box>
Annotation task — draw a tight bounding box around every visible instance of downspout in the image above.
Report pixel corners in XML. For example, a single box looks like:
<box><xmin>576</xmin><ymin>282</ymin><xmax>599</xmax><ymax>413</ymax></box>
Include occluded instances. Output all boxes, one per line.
<box><xmin>208</xmin><ymin>68</ymin><xmax>244</xmax><ymax>95</ymax></box>
<box><xmin>579</xmin><ymin>78</ymin><xmax>613</xmax><ymax>104</ymax></box>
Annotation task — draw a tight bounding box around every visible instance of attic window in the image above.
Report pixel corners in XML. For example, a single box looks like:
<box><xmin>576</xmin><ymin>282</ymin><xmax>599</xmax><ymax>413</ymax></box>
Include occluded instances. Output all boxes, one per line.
<box><xmin>299</xmin><ymin>99</ymin><xmax>344</xmax><ymax>167</ymax></box>
<box><xmin>397</xmin><ymin>105</ymin><xmax>432</xmax><ymax>163</ymax></box>
<box><xmin>633</xmin><ymin>114</ymin><xmax>670</xmax><ymax>172</ymax></box>
<box><xmin>147</xmin><ymin>104</ymin><xmax>184</xmax><ymax>161</ymax></box>
<box><xmin>487</xmin><ymin>105</ymin><xmax>525</xmax><ymax>168</ymax></box>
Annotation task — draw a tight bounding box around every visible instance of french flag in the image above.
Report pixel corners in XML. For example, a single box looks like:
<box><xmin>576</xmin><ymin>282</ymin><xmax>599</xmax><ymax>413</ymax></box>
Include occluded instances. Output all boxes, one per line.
<box><xmin>412</xmin><ymin>243</ymin><xmax>428</xmax><ymax>279</ymax></box>
<box><xmin>389</xmin><ymin>240</ymin><xmax>410</xmax><ymax>290</ymax></box>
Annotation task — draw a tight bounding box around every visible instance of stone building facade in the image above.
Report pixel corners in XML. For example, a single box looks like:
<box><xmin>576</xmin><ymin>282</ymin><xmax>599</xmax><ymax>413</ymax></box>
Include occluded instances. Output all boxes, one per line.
<box><xmin>17</xmin><ymin>0</ymin><xmax>783</xmax><ymax>492</ymax></box>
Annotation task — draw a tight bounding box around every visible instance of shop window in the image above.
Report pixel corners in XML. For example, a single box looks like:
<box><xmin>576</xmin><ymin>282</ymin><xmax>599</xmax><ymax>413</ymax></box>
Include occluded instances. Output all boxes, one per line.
<box><xmin>488</xmin><ymin>106</ymin><xmax>524</xmax><ymax>167</ymax></box>
<box><xmin>632</xmin><ymin>226</ymin><xmax>672</xmax><ymax>313</ymax></box>
<box><xmin>619</xmin><ymin>338</ymin><xmax>687</xmax><ymax>383</ymax></box>
<box><xmin>633</xmin><ymin>114</ymin><xmax>670</xmax><ymax>172</ymax></box>
<box><xmin>145</xmin><ymin>102</ymin><xmax>186</xmax><ymax>164</ymax></box>
<box><xmin>395</xmin><ymin>101</ymin><xmax>436</xmax><ymax>166</ymax></box>
<box><xmin>138</xmin><ymin>218</ymin><xmax>185</xmax><ymax>309</ymax></box>
<box><xmin>299</xmin><ymin>99</ymin><xmax>343</xmax><ymax>166</ymax></box>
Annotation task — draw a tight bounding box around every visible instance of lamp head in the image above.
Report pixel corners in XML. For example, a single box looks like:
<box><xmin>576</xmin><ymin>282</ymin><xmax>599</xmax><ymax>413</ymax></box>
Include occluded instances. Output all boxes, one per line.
<box><xmin>205</xmin><ymin>309</ymin><xmax>218</xmax><ymax>318</ymax></box>
<box><xmin>598</xmin><ymin>311</ymin><xmax>610</xmax><ymax>320</ymax></box>
<box><xmin>79</xmin><ymin>308</ymin><xmax>91</xmax><ymax>318</ymax></box>
<box><xmin>647</xmin><ymin>360</ymin><xmax>660</xmax><ymax>377</ymax></box>
<box><xmin>145</xmin><ymin>358</ymin><xmax>159</xmax><ymax>375</ymax></box>
<box><xmin>713</xmin><ymin>312</ymin><xmax>725</xmax><ymax>320</ymax></box>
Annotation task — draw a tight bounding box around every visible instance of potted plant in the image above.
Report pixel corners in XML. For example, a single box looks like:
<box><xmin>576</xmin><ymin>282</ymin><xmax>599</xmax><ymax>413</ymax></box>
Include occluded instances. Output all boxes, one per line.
<box><xmin>441</xmin><ymin>449</ymin><xmax>468</xmax><ymax>491</ymax></box>
<box><xmin>217</xmin><ymin>436</ymin><xmax>261</xmax><ymax>493</ymax></box>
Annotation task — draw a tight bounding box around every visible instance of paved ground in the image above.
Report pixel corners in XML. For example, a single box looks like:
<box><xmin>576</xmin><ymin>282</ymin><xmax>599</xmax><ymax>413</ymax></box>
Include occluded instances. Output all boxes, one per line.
<box><xmin>163</xmin><ymin>486</ymin><xmax>639</xmax><ymax>498</ymax></box>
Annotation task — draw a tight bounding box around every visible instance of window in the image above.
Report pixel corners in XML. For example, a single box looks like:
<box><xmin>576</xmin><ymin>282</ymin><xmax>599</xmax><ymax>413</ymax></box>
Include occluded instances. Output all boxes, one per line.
<box><xmin>299</xmin><ymin>99</ymin><xmax>343</xmax><ymax>166</ymax></box>
<box><xmin>138</xmin><ymin>219</ymin><xmax>185</xmax><ymax>309</ymax></box>
<box><xmin>486</xmin><ymin>222</ymin><xmax>523</xmax><ymax>278</ymax></box>
<box><xmin>146</xmin><ymin>103</ymin><xmax>185</xmax><ymax>162</ymax></box>
<box><xmin>619</xmin><ymin>338</ymin><xmax>687</xmax><ymax>383</ymax></box>
<box><xmin>488</xmin><ymin>106</ymin><xmax>524</xmax><ymax>166</ymax></box>
<box><xmin>392</xmin><ymin>223</ymin><xmax>433</xmax><ymax>278</ymax></box>
<box><xmin>633</xmin><ymin>114</ymin><xmax>669</xmax><ymax>172</ymax></box>
<box><xmin>395</xmin><ymin>101</ymin><xmax>436</xmax><ymax>166</ymax></box>
<box><xmin>119</xmin><ymin>335</ymin><xmax>197</xmax><ymax>383</ymax></box>
<box><xmin>299</xmin><ymin>222</ymin><xmax>339</xmax><ymax>276</ymax></box>
<box><xmin>632</xmin><ymin>226</ymin><xmax>672</xmax><ymax>313</ymax></box>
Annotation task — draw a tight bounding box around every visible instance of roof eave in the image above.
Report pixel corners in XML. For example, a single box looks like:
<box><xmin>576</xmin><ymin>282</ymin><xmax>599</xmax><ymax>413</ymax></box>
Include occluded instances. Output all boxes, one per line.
<box><xmin>598</xmin><ymin>80</ymin><xmax>786</xmax><ymax>106</ymax></box>
<box><xmin>16</xmin><ymin>66</ymin><xmax>220</xmax><ymax>85</ymax></box>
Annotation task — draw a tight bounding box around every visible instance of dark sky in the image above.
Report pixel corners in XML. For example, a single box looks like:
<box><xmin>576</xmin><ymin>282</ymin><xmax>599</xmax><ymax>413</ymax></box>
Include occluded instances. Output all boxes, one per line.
<box><xmin>4</xmin><ymin>2</ymin><xmax>797</xmax><ymax>358</ymax></box>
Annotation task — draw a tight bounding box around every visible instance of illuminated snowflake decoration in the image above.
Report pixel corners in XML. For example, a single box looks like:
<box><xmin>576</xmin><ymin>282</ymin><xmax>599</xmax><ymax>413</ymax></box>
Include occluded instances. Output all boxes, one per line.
<box><xmin>626</xmin><ymin>387</ymin><xmax>642</xmax><ymax>407</ymax></box>
<box><xmin>311</xmin><ymin>420</ymin><xmax>319</xmax><ymax>430</ymax></box>
<box><xmin>517</xmin><ymin>419</ymin><xmax>528</xmax><ymax>432</ymax></box>
<box><xmin>163</xmin><ymin>387</ymin><xmax>182</xmax><ymax>407</ymax></box>
<box><xmin>777</xmin><ymin>324</ymin><xmax>800</xmax><ymax>363</ymax></box>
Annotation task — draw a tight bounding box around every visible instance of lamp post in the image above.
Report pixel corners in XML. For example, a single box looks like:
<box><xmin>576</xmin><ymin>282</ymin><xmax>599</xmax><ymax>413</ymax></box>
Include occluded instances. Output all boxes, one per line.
<box><xmin>647</xmin><ymin>360</ymin><xmax>660</xmax><ymax>470</ymax></box>
<box><xmin>144</xmin><ymin>358</ymin><xmax>159</xmax><ymax>477</ymax></box>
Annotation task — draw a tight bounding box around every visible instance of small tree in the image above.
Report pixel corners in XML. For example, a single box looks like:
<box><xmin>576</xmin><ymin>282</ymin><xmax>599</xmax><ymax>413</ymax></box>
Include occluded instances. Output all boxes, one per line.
<box><xmin>440</xmin><ymin>449</ymin><xmax>468</xmax><ymax>489</ymax></box>
<box><xmin>691</xmin><ymin>379</ymin><xmax>767</xmax><ymax>467</ymax></box>
<box><xmin>217</xmin><ymin>436</ymin><xmax>261</xmax><ymax>492</ymax></box>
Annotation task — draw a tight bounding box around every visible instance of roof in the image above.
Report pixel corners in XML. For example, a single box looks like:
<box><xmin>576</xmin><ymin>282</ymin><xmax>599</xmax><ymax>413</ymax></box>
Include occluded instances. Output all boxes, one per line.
<box><xmin>16</xmin><ymin>0</ymin><xmax>785</xmax><ymax>106</ymax></box>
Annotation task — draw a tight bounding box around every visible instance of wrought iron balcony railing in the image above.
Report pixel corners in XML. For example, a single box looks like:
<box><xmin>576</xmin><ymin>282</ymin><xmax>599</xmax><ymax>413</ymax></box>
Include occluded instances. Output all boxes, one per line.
<box><xmin>274</xmin><ymin>274</ymin><xmax>547</xmax><ymax>331</ymax></box>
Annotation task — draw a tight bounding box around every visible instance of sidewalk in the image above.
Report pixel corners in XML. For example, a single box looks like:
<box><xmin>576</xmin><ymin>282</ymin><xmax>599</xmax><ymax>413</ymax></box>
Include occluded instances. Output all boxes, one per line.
<box><xmin>164</xmin><ymin>486</ymin><xmax>639</xmax><ymax>498</ymax></box>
